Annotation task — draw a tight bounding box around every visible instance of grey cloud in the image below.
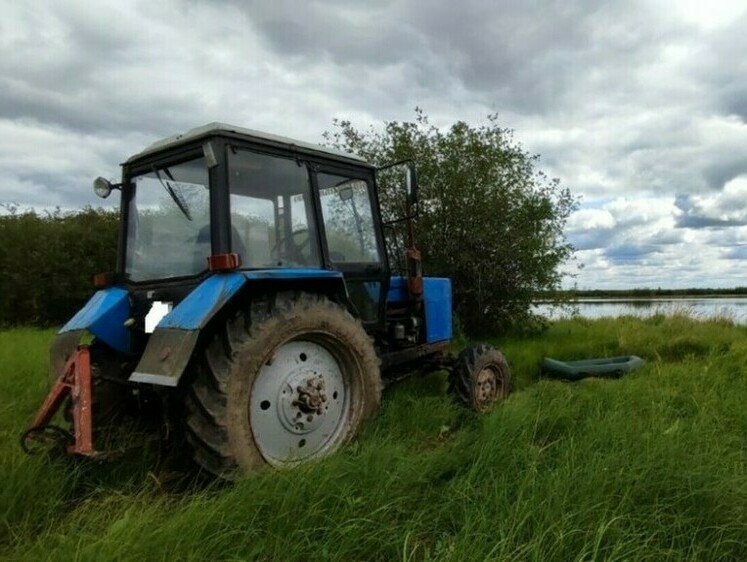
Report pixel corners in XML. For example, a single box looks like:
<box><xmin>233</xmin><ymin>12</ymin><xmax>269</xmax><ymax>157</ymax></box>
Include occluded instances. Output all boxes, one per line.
<box><xmin>648</xmin><ymin>228</ymin><xmax>683</xmax><ymax>245</ymax></box>
<box><xmin>700</xmin><ymin>227</ymin><xmax>747</xmax><ymax>249</ymax></box>
<box><xmin>568</xmin><ymin>228</ymin><xmax>616</xmax><ymax>251</ymax></box>
<box><xmin>410</xmin><ymin>0</ymin><xmax>690</xmax><ymax>116</ymax></box>
<box><xmin>725</xmin><ymin>246</ymin><xmax>747</xmax><ymax>260</ymax></box>
<box><xmin>245</xmin><ymin>2</ymin><xmax>419</xmax><ymax>67</ymax></box>
<box><xmin>568</xmin><ymin>203</ymin><xmax>685</xmax><ymax>253</ymax></box>
<box><xmin>702</xmin><ymin>156</ymin><xmax>747</xmax><ymax>192</ymax></box>
<box><xmin>691</xmin><ymin>12</ymin><xmax>747</xmax><ymax>120</ymax></box>
<box><xmin>0</xmin><ymin>3</ymin><xmax>239</xmax><ymax>137</ymax></box>
<box><xmin>604</xmin><ymin>243</ymin><xmax>657</xmax><ymax>264</ymax></box>
<box><xmin>676</xmin><ymin>215</ymin><xmax>745</xmax><ymax>229</ymax></box>
<box><xmin>725</xmin><ymin>93</ymin><xmax>747</xmax><ymax>122</ymax></box>
<box><xmin>674</xmin><ymin>192</ymin><xmax>747</xmax><ymax>229</ymax></box>
<box><xmin>613</xmin><ymin>114</ymin><xmax>747</xmax><ymax>195</ymax></box>
<box><xmin>237</xmin><ymin>0</ymin><xmax>677</xmax><ymax>115</ymax></box>
<box><xmin>0</xmin><ymin>77</ymin><xmax>205</xmax><ymax>136</ymax></box>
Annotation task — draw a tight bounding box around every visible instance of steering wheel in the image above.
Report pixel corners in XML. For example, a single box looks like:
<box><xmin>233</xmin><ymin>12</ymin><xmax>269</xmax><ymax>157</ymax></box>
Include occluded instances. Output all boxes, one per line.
<box><xmin>271</xmin><ymin>228</ymin><xmax>311</xmax><ymax>265</ymax></box>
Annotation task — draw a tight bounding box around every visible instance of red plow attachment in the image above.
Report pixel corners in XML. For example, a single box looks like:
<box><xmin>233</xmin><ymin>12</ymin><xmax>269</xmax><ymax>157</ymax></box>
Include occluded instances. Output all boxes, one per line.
<box><xmin>21</xmin><ymin>346</ymin><xmax>96</xmax><ymax>456</ymax></box>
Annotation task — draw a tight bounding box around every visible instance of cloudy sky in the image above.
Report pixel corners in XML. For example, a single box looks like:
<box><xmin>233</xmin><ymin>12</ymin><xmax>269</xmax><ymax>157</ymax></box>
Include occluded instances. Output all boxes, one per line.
<box><xmin>2</xmin><ymin>0</ymin><xmax>747</xmax><ymax>289</ymax></box>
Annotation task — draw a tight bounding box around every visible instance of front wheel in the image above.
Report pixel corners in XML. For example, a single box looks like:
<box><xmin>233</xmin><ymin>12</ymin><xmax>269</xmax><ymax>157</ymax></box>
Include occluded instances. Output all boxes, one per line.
<box><xmin>184</xmin><ymin>293</ymin><xmax>381</xmax><ymax>479</ymax></box>
<box><xmin>449</xmin><ymin>343</ymin><xmax>511</xmax><ymax>412</ymax></box>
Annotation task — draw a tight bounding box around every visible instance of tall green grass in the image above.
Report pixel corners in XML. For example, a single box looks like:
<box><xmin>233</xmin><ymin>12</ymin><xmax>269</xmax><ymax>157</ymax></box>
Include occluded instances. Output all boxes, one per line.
<box><xmin>2</xmin><ymin>314</ymin><xmax>747</xmax><ymax>560</ymax></box>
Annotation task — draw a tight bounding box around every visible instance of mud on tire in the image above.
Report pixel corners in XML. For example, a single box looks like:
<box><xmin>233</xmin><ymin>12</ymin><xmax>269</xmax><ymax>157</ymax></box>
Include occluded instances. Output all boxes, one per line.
<box><xmin>449</xmin><ymin>343</ymin><xmax>511</xmax><ymax>412</ymax></box>
<box><xmin>183</xmin><ymin>292</ymin><xmax>382</xmax><ymax>479</ymax></box>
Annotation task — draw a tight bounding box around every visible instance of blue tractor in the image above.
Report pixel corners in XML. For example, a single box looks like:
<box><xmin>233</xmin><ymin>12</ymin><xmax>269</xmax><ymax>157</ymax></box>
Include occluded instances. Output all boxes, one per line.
<box><xmin>24</xmin><ymin>123</ymin><xmax>511</xmax><ymax>478</ymax></box>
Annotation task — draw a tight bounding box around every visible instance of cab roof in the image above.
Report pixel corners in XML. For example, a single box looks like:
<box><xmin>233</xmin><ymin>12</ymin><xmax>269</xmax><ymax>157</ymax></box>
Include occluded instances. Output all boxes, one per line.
<box><xmin>124</xmin><ymin>122</ymin><xmax>368</xmax><ymax>166</ymax></box>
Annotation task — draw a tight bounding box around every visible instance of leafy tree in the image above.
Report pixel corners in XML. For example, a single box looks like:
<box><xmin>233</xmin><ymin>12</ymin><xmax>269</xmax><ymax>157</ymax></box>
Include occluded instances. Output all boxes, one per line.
<box><xmin>324</xmin><ymin>109</ymin><xmax>578</xmax><ymax>336</ymax></box>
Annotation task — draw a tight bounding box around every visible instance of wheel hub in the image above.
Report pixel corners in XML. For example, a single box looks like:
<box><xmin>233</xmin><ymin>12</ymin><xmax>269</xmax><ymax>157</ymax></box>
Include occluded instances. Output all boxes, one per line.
<box><xmin>276</xmin><ymin>373</ymin><xmax>330</xmax><ymax>435</ymax></box>
<box><xmin>250</xmin><ymin>340</ymin><xmax>347</xmax><ymax>464</ymax></box>
<box><xmin>293</xmin><ymin>376</ymin><xmax>327</xmax><ymax>415</ymax></box>
<box><xmin>475</xmin><ymin>367</ymin><xmax>500</xmax><ymax>406</ymax></box>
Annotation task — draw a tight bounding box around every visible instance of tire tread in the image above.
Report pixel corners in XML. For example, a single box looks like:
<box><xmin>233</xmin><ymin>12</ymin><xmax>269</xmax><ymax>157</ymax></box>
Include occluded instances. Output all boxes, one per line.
<box><xmin>184</xmin><ymin>292</ymin><xmax>380</xmax><ymax>479</ymax></box>
<box><xmin>448</xmin><ymin>343</ymin><xmax>511</xmax><ymax>411</ymax></box>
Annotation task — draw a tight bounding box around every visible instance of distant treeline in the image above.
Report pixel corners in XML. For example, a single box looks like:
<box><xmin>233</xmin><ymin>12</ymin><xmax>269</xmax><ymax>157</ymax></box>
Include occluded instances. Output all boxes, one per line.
<box><xmin>0</xmin><ymin>207</ymin><xmax>118</xmax><ymax>326</ymax></box>
<box><xmin>544</xmin><ymin>287</ymin><xmax>747</xmax><ymax>300</ymax></box>
<box><xmin>3</xmin><ymin>205</ymin><xmax>744</xmax><ymax>327</ymax></box>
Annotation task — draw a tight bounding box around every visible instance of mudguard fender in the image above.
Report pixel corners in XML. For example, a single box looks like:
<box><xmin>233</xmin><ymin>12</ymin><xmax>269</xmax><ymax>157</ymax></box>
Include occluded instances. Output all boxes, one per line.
<box><xmin>129</xmin><ymin>270</ymin><xmax>345</xmax><ymax>387</ymax></box>
<box><xmin>49</xmin><ymin>287</ymin><xmax>131</xmax><ymax>378</ymax></box>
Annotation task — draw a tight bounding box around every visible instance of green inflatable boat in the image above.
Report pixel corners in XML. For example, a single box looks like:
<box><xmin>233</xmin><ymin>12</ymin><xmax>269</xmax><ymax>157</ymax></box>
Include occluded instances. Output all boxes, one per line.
<box><xmin>541</xmin><ymin>355</ymin><xmax>644</xmax><ymax>381</ymax></box>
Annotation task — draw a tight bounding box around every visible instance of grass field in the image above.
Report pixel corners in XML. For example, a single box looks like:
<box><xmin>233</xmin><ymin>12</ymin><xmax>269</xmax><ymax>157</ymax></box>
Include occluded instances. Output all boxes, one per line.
<box><xmin>2</xmin><ymin>314</ymin><xmax>747</xmax><ymax>561</ymax></box>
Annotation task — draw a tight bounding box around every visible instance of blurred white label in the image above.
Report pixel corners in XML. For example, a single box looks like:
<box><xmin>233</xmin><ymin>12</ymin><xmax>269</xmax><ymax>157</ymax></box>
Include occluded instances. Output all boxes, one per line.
<box><xmin>145</xmin><ymin>301</ymin><xmax>172</xmax><ymax>333</ymax></box>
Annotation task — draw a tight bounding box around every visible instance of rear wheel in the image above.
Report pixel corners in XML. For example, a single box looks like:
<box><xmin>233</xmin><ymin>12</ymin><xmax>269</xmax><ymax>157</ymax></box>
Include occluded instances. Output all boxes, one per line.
<box><xmin>449</xmin><ymin>343</ymin><xmax>511</xmax><ymax>412</ymax></box>
<box><xmin>184</xmin><ymin>292</ymin><xmax>381</xmax><ymax>479</ymax></box>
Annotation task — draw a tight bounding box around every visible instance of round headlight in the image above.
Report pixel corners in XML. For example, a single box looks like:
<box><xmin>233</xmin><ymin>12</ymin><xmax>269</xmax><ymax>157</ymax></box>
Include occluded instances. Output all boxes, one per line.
<box><xmin>93</xmin><ymin>177</ymin><xmax>112</xmax><ymax>199</ymax></box>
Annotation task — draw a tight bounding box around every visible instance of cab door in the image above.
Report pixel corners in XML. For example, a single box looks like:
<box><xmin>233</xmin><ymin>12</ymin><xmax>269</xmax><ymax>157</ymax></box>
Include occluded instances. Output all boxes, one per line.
<box><xmin>314</xmin><ymin>167</ymin><xmax>388</xmax><ymax>329</ymax></box>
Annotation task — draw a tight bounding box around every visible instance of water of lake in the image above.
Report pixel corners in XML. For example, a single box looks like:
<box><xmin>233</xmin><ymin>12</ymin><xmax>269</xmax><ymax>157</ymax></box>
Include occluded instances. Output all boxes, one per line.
<box><xmin>535</xmin><ymin>297</ymin><xmax>747</xmax><ymax>324</ymax></box>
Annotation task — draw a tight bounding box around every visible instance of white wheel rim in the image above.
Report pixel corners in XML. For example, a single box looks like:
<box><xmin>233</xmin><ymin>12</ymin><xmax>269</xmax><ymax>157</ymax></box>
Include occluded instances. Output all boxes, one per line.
<box><xmin>249</xmin><ymin>339</ymin><xmax>348</xmax><ymax>466</ymax></box>
<box><xmin>473</xmin><ymin>366</ymin><xmax>504</xmax><ymax>411</ymax></box>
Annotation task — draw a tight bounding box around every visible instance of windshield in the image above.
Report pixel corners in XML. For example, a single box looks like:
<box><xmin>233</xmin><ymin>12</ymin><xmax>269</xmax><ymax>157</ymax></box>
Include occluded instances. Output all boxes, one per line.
<box><xmin>125</xmin><ymin>156</ymin><xmax>210</xmax><ymax>281</ymax></box>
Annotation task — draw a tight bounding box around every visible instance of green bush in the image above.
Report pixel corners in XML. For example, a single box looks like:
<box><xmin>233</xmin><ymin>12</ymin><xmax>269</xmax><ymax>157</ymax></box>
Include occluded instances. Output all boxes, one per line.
<box><xmin>324</xmin><ymin>109</ymin><xmax>578</xmax><ymax>336</ymax></box>
<box><xmin>0</xmin><ymin>207</ymin><xmax>118</xmax><ymax>326</ymax></box>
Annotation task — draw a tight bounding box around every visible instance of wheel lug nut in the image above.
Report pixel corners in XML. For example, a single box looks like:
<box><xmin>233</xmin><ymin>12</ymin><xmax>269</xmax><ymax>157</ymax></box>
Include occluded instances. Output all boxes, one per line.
<box><xmin>306</xmin><ymin>415</ymin><xmax>313</xmax><ymax>422</ymax></box>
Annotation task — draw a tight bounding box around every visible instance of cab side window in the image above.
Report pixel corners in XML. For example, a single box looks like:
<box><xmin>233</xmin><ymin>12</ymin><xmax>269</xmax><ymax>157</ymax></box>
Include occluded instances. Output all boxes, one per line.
<box><xmin>317</xmin><ymin>174</ymin><xmax>381</xmax><ymax>263</ymax></box>
<box><xmin>228</xmin><ymin>149</ymin><xmax>320</xmax><ymax>268</ymax></box>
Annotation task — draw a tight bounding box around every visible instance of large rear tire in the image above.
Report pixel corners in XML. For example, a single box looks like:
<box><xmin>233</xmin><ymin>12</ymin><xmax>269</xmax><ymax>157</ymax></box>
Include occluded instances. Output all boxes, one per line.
<box><xmin>184</xmin><ymin>292</ymin><xmax>381</xmax><ymax>479</ymax></box>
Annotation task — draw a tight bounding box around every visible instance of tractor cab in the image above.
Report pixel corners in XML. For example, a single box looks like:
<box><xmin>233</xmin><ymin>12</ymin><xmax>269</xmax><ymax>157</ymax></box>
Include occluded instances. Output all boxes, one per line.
<box><xmin>111</xmin><ymin>123</ymin><xmax>392</xmax><ymax>330</ymax></box>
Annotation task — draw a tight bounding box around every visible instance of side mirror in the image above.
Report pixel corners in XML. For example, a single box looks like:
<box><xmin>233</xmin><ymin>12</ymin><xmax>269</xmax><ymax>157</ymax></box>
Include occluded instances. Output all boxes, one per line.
<box><xmin>406</xmin><ymin>165</ymin><xmax>418</xmax><ymax>207</ymax></box>
<box><xmin>377</xmin><ymin>159</ymin><xmax>419</xmax><ymax>219</ymax></box>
